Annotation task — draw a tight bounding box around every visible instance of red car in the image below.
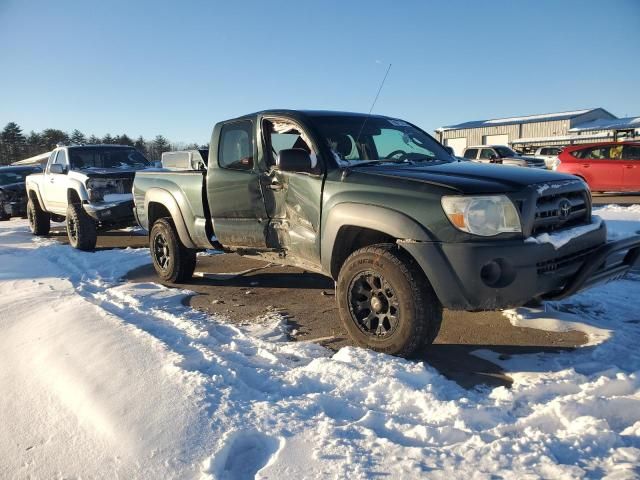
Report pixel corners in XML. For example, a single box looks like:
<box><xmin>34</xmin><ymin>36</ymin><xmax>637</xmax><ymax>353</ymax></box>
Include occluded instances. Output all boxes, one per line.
<box><xmin>557</xmin><ymin>141</ymin><xmax>640</xmax><ymax>192</ymax></box>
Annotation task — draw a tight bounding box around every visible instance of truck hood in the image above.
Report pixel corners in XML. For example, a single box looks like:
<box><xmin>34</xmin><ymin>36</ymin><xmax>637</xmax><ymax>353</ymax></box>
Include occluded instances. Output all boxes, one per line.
<box><xmin>348</xmin><ymin>161</ymin><xmax>577</xmax><ymax>194</ymax></box>
<box><xmin>70</xmin><ymin>167</ymin><xmax>139</xmax><ymax>180</ymax></box>
<box><xmin>0</xmin><ymin>182</ymin><xmax>26</xmax><ymax>193</ymax></box>
<box><xmin>78</xmin><ymin>168</ymin><xmax>141</xmax><ymax>178</ymax></box>
<box><xmin>502</xmin><ymin>155</ymin><xmax>543</xmax><ymax>163</ymax></box>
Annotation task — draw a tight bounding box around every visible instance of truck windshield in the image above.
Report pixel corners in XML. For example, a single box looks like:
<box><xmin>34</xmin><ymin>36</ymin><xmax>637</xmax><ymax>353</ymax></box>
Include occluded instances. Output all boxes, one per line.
<box><xmin>68</xmin><ymin>147</ymin><xmax>151</xmax><ymax>170</ymax></box>
<box><xmin>309</xmin><ymin>115</ymin><xmax>452</xmax><ymax>166</ymax></box>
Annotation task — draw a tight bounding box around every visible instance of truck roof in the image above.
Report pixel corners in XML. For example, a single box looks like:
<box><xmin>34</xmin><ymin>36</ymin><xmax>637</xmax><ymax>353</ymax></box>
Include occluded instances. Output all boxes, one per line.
<box><xmin>228</xmin><ymin>109</ymin><xmax>394</xmax><ymax>122</ymax></box>
<box><xmin>61</xmin><ymin>144</ymin><xmax>135</xmax><ymax>149</ymax></box>
<box><xmin>466</xmin><ymin>145</ymin><xmax>511</xmax><ymax>149</ymax></box>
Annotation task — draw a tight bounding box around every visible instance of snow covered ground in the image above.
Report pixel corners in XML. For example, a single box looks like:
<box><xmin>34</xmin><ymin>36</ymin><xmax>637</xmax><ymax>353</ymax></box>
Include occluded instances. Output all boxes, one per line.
<box><xmin>0</xmin><ymin>205</ymin><xmax>639</xmax><ymax>479</ymax></box>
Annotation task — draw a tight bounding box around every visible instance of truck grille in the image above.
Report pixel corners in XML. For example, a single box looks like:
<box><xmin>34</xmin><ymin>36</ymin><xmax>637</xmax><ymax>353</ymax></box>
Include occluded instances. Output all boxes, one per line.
<box><xmin>526</xmin><ymin>158</ymin><xmax>546</xmax><ymax>169</ymax></box>
<box><xmin>532</xmin><ymin>186</ymin><xmax>590</xmax><ymax>235</ymax></box>
<box><xmin>536</xmin><ymin>245</ymin><xmax>598</xmax><ymax>274</ymax></box>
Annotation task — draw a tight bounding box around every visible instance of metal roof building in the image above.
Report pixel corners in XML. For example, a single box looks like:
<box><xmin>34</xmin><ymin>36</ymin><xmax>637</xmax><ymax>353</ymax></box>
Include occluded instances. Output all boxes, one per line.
<box><xmin>435</xmin><ymin>108</ymin><xmax>639</xmax><ymax>155</ymax></box>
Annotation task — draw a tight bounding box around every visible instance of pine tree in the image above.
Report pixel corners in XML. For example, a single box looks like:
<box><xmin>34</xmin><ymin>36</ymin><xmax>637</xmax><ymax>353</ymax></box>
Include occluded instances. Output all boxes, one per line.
<box><xmin>102</xmin><ymin>134</ymin><xmax>114</xmax><ymax>144</ymax></box>
<box><xmin>70</xmin><ymin>129</ymin><xmax>86</xmax><ymax>145</ymax></box>
<box><xmin>26</xmin><ymin>131</ymin><xmax>43</xmax><ymax>157</ymax></box>
<box><xmin>27</xmin><ymin>131</ymin><xmax>42</xmax><ymax>146</ymax></box>
<box><xmin>39</xmin><ymin>129</ymin><xmax>69</xmax><ymax>150</ymax></box>
<box><xmin>134</xmin><ymin>136</ymin><xmax>148</xmax><ymax>156</ymax></box>
<box><xmin>150</xmin><ymin>135</ymin><xmax>171</xmax><ymax>160</ymax></box>
<box><xmin>116</xmin><ymin>134</ymin><xmax>134</xmax><ymax>146</ymax></box>
<box><xmin>0</xmin><ymin>122</ymin><xmax>27</xmax><ymax>165</ymax></box>
<box><xmin>87</xmin><ymin>135</ymin><xmax>100</xmax><ymax>144</ymax></box>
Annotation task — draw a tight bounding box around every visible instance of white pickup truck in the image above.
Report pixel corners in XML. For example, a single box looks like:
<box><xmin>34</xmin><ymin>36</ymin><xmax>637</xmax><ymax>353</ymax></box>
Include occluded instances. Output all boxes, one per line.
<box><xmin>25</xmin><ymin>144</ymin><xmax>151</xmax><ymax>250</ymax></box>
<box><xmin>530</xmin><ymin>146</ymin><xmax>563</xmax><ymax>170</ymax></box>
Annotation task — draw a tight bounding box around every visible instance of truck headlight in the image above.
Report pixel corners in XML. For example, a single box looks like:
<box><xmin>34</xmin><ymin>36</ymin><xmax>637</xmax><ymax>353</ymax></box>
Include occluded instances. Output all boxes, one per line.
<box><xmin>441</xmin><ymin>195</ymin><xmax>521</xmax><ymax>236</ymax></box>
<box><xmin>87</xmin><ymin>188</ymin><xmax>103</xmax><ymax>202</ymax></box>
<box><xmin>86</xmin><ymin>178</ymin><xmax>123</xmax><ymax>202</ymax></box>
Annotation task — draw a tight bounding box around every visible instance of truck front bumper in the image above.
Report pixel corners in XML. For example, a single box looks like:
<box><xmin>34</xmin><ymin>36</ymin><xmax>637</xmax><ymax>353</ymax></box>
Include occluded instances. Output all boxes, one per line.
<box><xmin>83</xmin><ymin>200</ymin><xmax>135</xmax><ymax>226</ymax></box>
<box><xmin>399</xmin><ymin>223</ymin><xmax>640</xmax><ymax>311</ymax></box>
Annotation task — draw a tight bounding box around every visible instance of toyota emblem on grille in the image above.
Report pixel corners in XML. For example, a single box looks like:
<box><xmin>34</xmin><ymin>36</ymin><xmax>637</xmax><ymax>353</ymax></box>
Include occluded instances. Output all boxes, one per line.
<box><xmin>558</xmin><ymin>198</ymin><xmax>571</xmax><ymax>220</ymax></box>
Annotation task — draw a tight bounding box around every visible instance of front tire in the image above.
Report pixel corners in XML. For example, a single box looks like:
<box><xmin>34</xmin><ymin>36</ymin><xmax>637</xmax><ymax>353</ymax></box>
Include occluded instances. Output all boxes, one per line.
<box><xmin>27</xmin><ymin>196</ymin><xmax>50</xmax><ymax>235</ymax></box>
<box><xmin>150</xmin><ymin>218</ymin><xmax>197</xmax><ymax>283</ymax></box>
<box><xmin>66</xmin><ymin>203</ymin><xmax>97</xmax><ymax>251</ymax></box>
<box><xmin>336</xmin><ymin>244</ymin><xmax>443</xmax><ymax>358</ymax></box>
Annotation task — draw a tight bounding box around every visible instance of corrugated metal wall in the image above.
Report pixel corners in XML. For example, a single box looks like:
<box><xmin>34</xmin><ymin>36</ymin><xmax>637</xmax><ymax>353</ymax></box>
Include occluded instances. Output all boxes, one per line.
<box><xmin>439</xmin><ymin>124</ymin><xmax>521</xmax><ymax>146</ymax></box>
<box><xmin>435</xmin><ymin>109</ymin><xmax>621</xmax><ymax>148</ymax></box>
<box><xmin>520</xmin><ymin>119</ymin><xmax>569</xmax><ymax>139</ymax></box>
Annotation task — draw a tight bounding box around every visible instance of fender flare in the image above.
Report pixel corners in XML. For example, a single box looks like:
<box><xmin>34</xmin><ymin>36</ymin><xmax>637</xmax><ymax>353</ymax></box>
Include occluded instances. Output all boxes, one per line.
<box><xmin>321</xmin><ymin>202</ymin><xmax>433</xmax><ymax>275</ymax></box>
<box><xmin>26</xmin><ymin>181</ymin><xmax>46</xmax><ymax>209</ymax></box>
<box><xmin>144</xmin><ymin>188</ymin><xmax>197</xmax><ymax>249</ymax></box>
<box><xmin>65</xmin><ymin>178</ymin><xmax>89</xmax><ymax>203</ymax></box>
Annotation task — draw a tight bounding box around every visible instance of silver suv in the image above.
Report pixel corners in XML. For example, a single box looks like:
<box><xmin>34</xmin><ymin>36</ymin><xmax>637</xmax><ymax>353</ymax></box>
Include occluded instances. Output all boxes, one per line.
<box><xmin>463</xmin><ymin>145</ymin><xmax>546</xmax><ymax>168</ymax></box>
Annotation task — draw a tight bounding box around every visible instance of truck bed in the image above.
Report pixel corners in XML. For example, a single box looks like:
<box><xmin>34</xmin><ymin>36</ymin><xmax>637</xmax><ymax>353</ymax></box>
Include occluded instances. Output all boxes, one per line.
<box><xmin>133</xmin><ymin>169</ymin><xmax>212</xmax><ymax>248</ymax></box>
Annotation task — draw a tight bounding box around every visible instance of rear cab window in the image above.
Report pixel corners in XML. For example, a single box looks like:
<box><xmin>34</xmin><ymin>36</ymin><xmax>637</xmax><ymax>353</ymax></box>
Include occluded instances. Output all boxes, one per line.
<box><xmin>218</xmin><ymin>121</ymin><xmax>254</xmax><ymax>171</ymax></box>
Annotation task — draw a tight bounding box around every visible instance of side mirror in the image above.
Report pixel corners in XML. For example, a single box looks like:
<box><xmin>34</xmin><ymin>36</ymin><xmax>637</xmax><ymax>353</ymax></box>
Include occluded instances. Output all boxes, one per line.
<box><xmin>277</xmin><ymin>148</ymin><xmax>312</xmax><ymax>172</ymax></box>
<box><xmin>50</xmin><ymin>164</ymin><xmax>66</xmax><ymax>174</ymax></box>
<box><xmin>489</xmin><ymin>154</ymin><xmax>500</xmax><ymax>163</ymax></box>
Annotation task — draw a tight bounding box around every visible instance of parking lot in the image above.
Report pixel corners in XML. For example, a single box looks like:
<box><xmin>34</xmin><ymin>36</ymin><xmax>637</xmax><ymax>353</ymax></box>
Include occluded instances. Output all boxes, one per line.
<box><xmin>46</xmin><ymin>194</ymin><xmax>639</xmax><ymax>389</ymax></box>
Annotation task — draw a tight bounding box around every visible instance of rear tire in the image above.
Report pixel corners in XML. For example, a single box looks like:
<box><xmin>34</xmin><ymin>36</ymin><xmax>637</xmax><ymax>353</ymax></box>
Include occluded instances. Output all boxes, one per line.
<box><xmin>336</xmin><ymin>243</ymin><xmax>443</xmax><ymax>358</ymax></box>
<box><xmin>150</xmin><ymin>217</ymin><xmax>197</xmax><ymax>283</ymax></box>
<box><xmin>66</xmin><ymin>203</ymin><xmax>97</xmax><ymax>251</ymax></box>
<box><xmin>27</xmin><ymin>196</ymin><xmax>50</xmax><ymax>235</ymax></box>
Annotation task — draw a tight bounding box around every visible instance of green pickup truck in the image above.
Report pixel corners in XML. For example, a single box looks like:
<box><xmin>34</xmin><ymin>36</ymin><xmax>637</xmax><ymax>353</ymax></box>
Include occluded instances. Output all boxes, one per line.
<box><xmin>132</xmin><ymin>110</ymin><xmax>640</xmax><ymax>357</ymax></box>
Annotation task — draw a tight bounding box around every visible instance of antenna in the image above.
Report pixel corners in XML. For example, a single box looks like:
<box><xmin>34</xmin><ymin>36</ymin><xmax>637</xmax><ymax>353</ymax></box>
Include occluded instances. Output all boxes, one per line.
<box><xmin>355</xmin><ymin>63</ymin><xmax>392</xmax><ymax>147</ymax></box>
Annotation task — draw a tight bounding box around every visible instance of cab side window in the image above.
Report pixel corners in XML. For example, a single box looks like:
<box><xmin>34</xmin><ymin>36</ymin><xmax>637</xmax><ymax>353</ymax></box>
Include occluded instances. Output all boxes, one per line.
<box><xmin>55</xmin><ymin>150</ymin><xmax>68</xmax><ymax>167</ymax></box>
<box><xmin>262</xmin><ymin>118</ymin><xmax>319</xmax><ymax>170</ymax></box>
<box><xmin>219</xmin><ymin>121</ymin><xmax>254</xmax><ymax>171</ymax></box>
<box><xmin>479</xmin><ymin>148</ymin><xmax>495</xmax><ymax>160</ymax></box>
<box><xmin>48</xmin><ymin>150</ymin><xmax>68</xmax><ymax>172</ymax></box>
<box><xmin>46</xmin><ymin>151</ymin><xmax>57</xmax><ymax>171</ymax></box>
<box><xmin>463</xmin><ymin>148</ymin><xmax>478</xmax><ymax>159</ymax></box>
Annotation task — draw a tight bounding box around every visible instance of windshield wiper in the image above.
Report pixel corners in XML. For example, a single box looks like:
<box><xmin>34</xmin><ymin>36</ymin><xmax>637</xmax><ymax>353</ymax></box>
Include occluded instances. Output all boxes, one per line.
<box><xmin>343</xmin><ymin>160</ymin><xmax>387</xmax><ymax>167</ymax></box>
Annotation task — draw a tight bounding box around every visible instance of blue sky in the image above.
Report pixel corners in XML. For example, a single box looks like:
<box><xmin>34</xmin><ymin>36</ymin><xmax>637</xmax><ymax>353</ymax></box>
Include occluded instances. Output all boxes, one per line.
<box><xmin>1</xmin><ymin>0</ymin><xmax>639</xmax><ymax>145</ymax></box>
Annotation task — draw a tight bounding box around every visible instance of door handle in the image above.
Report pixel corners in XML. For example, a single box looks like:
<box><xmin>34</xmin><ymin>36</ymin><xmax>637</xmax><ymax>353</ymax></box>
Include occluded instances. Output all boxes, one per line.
<box><xmin>267</xmin><ymin>183</ymin><xmax>284</xmax><ymax>191</ymax></box>
<box><xmin>49</xmin><ymin>177</ymin><xmax>55</xmax><ymax>183</ymax></box>
<box><xmin>582</xmin><ymin>164</ymin><xmax>590</xmax><ymax>168</ymax></box>
<box><xmin>624</xmin><ymin>165</ymin><xmax>635</xmax><ymax>169</ymax></box>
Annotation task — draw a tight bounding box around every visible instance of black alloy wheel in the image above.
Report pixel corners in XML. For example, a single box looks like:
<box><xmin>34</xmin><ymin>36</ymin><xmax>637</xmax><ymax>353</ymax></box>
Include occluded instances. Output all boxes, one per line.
<box><xmin>348</xmin><ymin>271</ymin><xmax>400</xmax><ymax>337</ymax></box>
<box><xmin>153</xmin><ymin>231</ymin><xmax>171</xmax><ymax>270</ymax></box>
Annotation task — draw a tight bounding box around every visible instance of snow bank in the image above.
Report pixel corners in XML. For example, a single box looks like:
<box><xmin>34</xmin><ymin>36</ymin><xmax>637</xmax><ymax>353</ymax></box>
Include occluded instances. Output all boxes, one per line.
<box><xmin>595</xmin><ymin>204</ymin><xmax>640</xmax><ymax>240</ymax></box>
<box><xmin>1</xmin><ymin>206</ymin><xmax>640</xmax><ymax>479</ymax></box>
<box><xmin>526</xmin><ymin>216</ymin><xmax>603</xmax><ymax>249</ymax></box>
